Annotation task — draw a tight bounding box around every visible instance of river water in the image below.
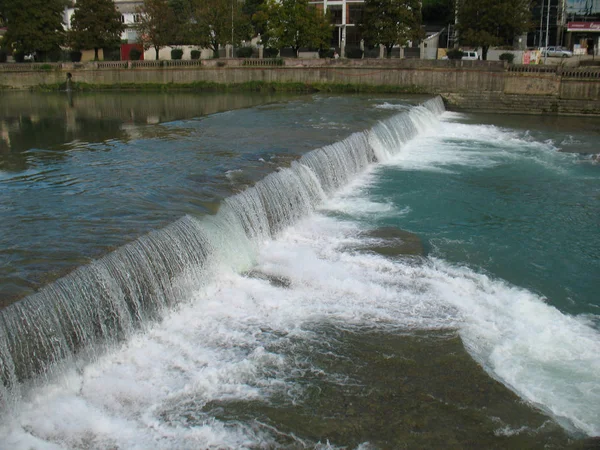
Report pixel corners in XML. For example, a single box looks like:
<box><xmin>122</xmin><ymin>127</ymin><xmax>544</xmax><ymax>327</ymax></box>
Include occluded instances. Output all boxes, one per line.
<box><xmin>0</xmin><ymin>92</ymin><xmax>598</xmax><ymax>449</ymax></box>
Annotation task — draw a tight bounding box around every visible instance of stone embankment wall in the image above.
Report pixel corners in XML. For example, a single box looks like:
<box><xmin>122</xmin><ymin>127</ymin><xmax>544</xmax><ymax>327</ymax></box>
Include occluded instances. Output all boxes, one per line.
<box><xmin>1</xmin><ymin>59</ymin><xmax>600</xmax><ymax>115</ymax></box>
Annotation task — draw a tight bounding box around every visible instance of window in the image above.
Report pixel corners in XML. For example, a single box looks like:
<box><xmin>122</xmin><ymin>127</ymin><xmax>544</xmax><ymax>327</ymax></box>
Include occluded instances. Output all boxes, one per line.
<box><xmin>328</xmin><ymin>5</ymin><xmax>343</xmax><ymax>25</ymax></box>
<box><xmin>348</xmin><ymin>4</ymin><xmax>363</xmax><ymax>25</ymax></box>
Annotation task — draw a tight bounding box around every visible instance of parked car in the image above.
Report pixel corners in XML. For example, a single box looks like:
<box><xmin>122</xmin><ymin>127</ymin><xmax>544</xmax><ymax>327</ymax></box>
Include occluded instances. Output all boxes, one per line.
<box><xmin>461</xmin><ymin>51</ymin><xmax>479</xmax><ymax>60</ymax></box>
<box><xmin>441</xmin><ymin>50</ymin><xmax>479</xmax><ymax>60</ymax></box>
<box><xmin>542</xmin><ymin>46</ymin><xmax>573</xmax><ymax>58</ymax></box>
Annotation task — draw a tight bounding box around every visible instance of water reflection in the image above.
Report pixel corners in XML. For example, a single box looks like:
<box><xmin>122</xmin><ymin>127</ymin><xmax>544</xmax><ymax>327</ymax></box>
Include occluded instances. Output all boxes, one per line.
<box><xmin>0</xmin><ymin>91</ymin><xmax>299</xmax><ymax>171</ymax></box>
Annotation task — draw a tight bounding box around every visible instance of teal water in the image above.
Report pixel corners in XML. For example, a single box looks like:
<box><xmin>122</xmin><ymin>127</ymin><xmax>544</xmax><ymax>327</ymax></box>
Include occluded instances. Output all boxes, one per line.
<box><xmin>365</xmin><ymin>114</ymin><xmax>600</xmax><ymax>316</ymax></box>
<box><xmin>1</xmin><ymin>94</ymin><xmax>599</xmax><ymax>448</ymax></box>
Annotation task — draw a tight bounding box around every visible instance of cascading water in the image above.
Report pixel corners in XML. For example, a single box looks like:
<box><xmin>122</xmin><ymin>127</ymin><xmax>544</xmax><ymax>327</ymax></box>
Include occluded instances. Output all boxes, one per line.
<box><xmin>0</xmin><ymin>97</ymin><xmax>445</xmax><ymax>410</ymax></box>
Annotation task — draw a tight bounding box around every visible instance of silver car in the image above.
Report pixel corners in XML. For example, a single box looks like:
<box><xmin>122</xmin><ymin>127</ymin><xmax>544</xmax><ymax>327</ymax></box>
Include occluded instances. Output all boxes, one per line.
<box><xmin>543</xmin><ymin>46</ymin><xmax>573</xmax><ymax>58</ymax></box>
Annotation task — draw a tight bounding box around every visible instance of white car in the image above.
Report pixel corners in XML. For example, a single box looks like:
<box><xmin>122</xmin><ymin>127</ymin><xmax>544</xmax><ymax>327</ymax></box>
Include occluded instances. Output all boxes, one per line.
<box><xmin>461</xmin><ymin>51</ymin><xmax>479</xmax><ymax>60</ymax></box>
<box><xmin>440</xmin><ymin>50</ymin><xmax>479</xmax><ymax>60</ymax></box>
<box><xmin>542</xmin><ymin>46</ymin><xmax>573</xmax><ymax>58</ymax></box>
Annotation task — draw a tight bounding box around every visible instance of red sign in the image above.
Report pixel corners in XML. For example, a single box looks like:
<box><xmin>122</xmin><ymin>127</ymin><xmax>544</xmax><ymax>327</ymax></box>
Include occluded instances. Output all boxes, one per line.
<box><xmin>567</xmin><ymin>22</ymin><xmax>600</xmax><ymax>31</ymax></box>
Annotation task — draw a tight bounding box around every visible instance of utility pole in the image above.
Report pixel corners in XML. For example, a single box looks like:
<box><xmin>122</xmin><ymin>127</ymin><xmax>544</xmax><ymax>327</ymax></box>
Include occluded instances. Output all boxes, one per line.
<box><xmin>539</xmin><ymin>0</ymin><xmax>545</xmax><ymax>48</ymax></box>
<box><xmin>544</xmin><ymin>0</ymin><xmax>551</xmax><ymax>64</ymax></box>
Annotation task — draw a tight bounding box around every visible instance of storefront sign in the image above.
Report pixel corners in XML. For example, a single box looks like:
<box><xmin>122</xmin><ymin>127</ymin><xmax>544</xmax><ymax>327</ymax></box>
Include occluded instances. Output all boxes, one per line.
<box><xmin>568</xmin><ymin>22</ymin><xmax>600</xmax><ymax>31</ymax></box>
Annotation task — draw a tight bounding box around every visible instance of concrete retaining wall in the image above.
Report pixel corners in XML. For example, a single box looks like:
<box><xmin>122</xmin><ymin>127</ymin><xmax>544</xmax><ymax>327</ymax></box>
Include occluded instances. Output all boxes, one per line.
<box><xmin>1</xmin><ymin>59</ymin><xmax>600</xmax><ymax>115</ymax></box>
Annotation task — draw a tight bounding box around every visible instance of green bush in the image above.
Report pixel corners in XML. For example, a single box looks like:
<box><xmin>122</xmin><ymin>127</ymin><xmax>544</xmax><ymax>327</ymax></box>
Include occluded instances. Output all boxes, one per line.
<box><xmin>499</xmin><ymin>52</ymin><xmax>515</xmax><ymax>63</ymax></box>
<box><xmin>0</xmin><ymin>49</ymin><xmax>7</xmax><ymax>63</ymax></box>
<box><xmin>346</xmin><ymin>47</ymin><xmax>364</xmax><ymax>59</ymax></box>
<box><xmin>264</xmin><ymin>47</ymin><xmax>279</xmax><ymax>58</ymax></box>
<box><xmin>171</xmin><ymin>48</ymin><xmax>184</xmax><ymax>60</ymax></box>
<box><xmin>191</xmin><ymin>49</ymin><xmax>201</xmax><ymax>60</ymax></box>
<box><xmin>13</xmin><ymin>51</ymin><xmax>25</xmax><ymax>63</ymax></box>
<box><xmin>70</xmin><ymin>51</ymin><xmax>82</xmax><ymax>62</ymax></box>
<box><xmin>236</xmin><ymin>47</ymin><xmax>253</xmax><ymax>58</ymax></box>
<box><xmin>319</xmin><ymin>48</ymin><xmax>334</xmax><ymax>58</ymax></box>
<box><xmin>129</xmin><ymin>48</ymin><xmax>142</xmax><ymax>61</ymax></box>
<box><xmin>446</xmin><ymin>49</ymin><xmax>464</xmax><ymax>60</ymax></box>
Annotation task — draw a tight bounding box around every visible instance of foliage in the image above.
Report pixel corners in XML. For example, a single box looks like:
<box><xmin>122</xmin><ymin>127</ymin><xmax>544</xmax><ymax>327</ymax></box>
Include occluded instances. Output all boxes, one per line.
<box><xmin>359</xmin><ymin>0</ymin><xmax>423</xmax><ymax>58</ymax></box>
<box><xmin>455</xmin><ymin>0</ymin><xmax>531</xmax><ymax>60</ymax></box>
<box><xmin>0</xmin><ymin>48</ymin><xmax>7</xmax><ymax>63</ymax></box>
<box><xmin>130</xmin><ymin>48</ymin><xmax>143</xmax><ymax>60</ymax></box>
<box><xmin>168</xmin><ymin>0</ymin><xmax>194</xmax><ymax>44</ymax></box>
<box><xmin>319</xmin><ymin>48</ymin><xmax>334</xmax><ymax>58</ymax></box>
<box><xmin>70</xmin><ymin>50</ymin><xmax>82</xmax><ymax>62</ymax></box>
<box><xmin>3</xmin><ymin>0</ymin><xmax>66</xmax><ymax>56</ymax></box>
<box><xmin>422</xmin><ymin>0</ymin><xmax>453</xmax><ymax>25</ymax></box>
<box><xmin>243</xmin><ymin>0</ymin><xmax>267</xmax><ymax>35</ymax></box>
<box><xmin>236</xmin><ymin>46</ymin><xmax>253</xmax><ymax>57</ymax></box>
<box><xmin>264</xmin><ymin>47</ymin><xmax>279</xmax><ymax>58</ymax></box>
<box><xmin>258</xmin><ymin>0</ymin><xmax>332</xmax><ymax>57</ymax></box>
<box><xmin>446</xmin><ymin>48</ymin><xmax>463</xmax><ymax>59</ymax></box>
<box><xmin>171</xmin><ymin>48</ymin><xmax>183</xmax><ymax>59</ymax></box>
<box><xmin>103</xmin><ymin>47</ymin><xmax>122</xmax><ymax>61</ymax></box>
<box><xmin>137</xmin><ymin>0</ymin><xmax>177</xmax><ymax>60</ymax></box>
<box><xmin>499</xmin><ymin>52</ymin><xmax>515</xmax><ymax>63</ymax></box>
<box><xmin>69</xmin><ymin>0</ymin><xmax>125</xmax><ymax>60</ymax></box>
<box><xmin>190</xmin><ymin>49</ymin><xmax>201</xmax><ymax>59</ymax></box>
<box><xmin>13</xmin><ymin>50</ymin><xmax>24</xmax><ymax>62</ymax></box>
<box><xmin>189</xmin><ymin>0</ymin><xmax>252</xmax><ymax>57</ymax></box>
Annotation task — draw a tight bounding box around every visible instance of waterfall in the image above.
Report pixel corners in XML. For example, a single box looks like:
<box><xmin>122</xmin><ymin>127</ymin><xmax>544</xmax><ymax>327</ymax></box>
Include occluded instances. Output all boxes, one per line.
<box><xmin>0</xmin><ymin>96</ymin><xmax>445</xmax><ymax>408</ymax></box>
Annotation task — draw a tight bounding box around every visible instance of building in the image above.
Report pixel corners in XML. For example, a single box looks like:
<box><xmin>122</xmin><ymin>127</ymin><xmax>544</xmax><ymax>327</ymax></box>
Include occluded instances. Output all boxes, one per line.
<box><xmin>310</xmin><ymin>0</ymin><xmax>365</xmax><ymax>54</ymax></box>
<box><xmin>564</xmin><ymin>0</ymin><xmax>600</xmax><ymax>54</ymax></box>
<box><xmin>528</xmin><ymin>0</ymin><xmax>568</xmax><ymax>48</ymax></box>
<box><xmin>63</xmin><ymin>0</ymin><xmax>142</xmax><ymax>44</ymax></box>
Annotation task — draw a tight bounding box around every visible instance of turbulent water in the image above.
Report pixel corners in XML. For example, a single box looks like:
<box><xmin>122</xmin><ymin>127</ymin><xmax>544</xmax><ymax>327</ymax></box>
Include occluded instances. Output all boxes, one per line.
<box><xmin>0</xmin><ymin>93</ymin><xmax>599</xmax><ymax>449</ymax></box>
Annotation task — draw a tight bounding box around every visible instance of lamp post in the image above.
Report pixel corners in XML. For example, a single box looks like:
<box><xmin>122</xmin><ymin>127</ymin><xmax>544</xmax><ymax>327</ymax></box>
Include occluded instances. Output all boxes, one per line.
<box><xmin>539</xmin><ymin>0</ymin><xmax>545</xmax><ymax>48</ymax></box>
<box><xmin>544</xmin><ymin>0</ymin><xmax>551</xmax><ymax>64</ymax></box>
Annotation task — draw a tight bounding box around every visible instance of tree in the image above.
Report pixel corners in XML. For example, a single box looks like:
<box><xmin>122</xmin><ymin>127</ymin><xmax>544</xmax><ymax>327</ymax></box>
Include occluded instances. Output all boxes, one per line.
<box><xmin>169</xmin><ymin>0</ymin><xmax>195</xmax><ymax>44</ymax></box>
<box><xmin>259</xmin><ymin>0</ymin><xmax>332</xmax><ymax>57</ymax></box>
<box><xmin>136</xmin><ymin>0</ymin><xmax>177</xmax><ymax>60</ymax></box>
<box><xmin>3</xmin><ymin>0</ymin><xmax>66</xmax><ymax>58</ymax></box>
<box><xmin>189</xmin><ymin>0</ymin><xmax>251</xmax><ymax>57</ymax></box>
<box><xmin>359</xmin><ymin>0</ymin><xmax>423</xmax><ymax>58</ymax></box>
<box><xmin>243</xmin><ymin>0</ymin><xmax>266</xmax><ymax>36</ymax></box>
<box><xmin>69</xmin><ymin>0</ymin><xmax>125</xmax><ymax>61</ymax></box>
<box><xmin>455</xmin><ymin>0</ymin><xmax>531</xmax><ymax>60</ymax></box>
<box><xmin>422</xmin><ymin>0</ymin><xmax>454</xmax><ymax>26</ymax></box>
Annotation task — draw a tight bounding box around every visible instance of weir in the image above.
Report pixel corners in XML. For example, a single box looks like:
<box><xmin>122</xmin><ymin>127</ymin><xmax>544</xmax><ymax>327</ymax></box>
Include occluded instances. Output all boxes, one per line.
<box><xmin>0</xmin><ymin>96</ymin><xmax>445</xmax><ymax>409</ymax></box>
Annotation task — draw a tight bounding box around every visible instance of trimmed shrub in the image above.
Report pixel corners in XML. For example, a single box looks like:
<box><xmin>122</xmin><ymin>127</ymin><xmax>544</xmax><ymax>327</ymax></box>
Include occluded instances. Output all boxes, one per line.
<box><xmin>13</xmin><ymin>51</ymin><xmax>25</xmax><ymax>63</ymax></box>
<box><xmin>190</xmin><ymin>49</ymin><xmax>201</xmax><ymax>60</ymax></box>
<box><xmin>0</xmin><ymin>49</ymin><xmax>7</xmax><ymax>63</ymax></box>
<box><xmin>319</xmin><ymin>48</ymin><xmax>334</xmax><ymax>58</ymax></box>
<box><xmin>46</xmin><ymin>49</ymin><xmax>62</xmax><ymax>62</ymax></box>
<box><xmin>236</xmin><ymin>47</ymin><xmax>253</xmax><ymax>58</ymax></box>
<box><xmin>446</xmin><ymin>49</ymin><xmax>464</xmax><ymax>60</ymax></box>
<box><xmin>264</xmin><ymin>47</ymin><xmax>279</xmax><ymax>58</ymax></box>
<box><xmin>70</xmin><ymin>51</ymin><xmax>82</xmax><ymax>62</ymax></box>
<box><xmin>346</xmin><ymin>47</ymin><xmax>363</xmax><ymax>59</ymax></box>
<box><xmin>171</xmin><ymin>48</ymin><xmax>184</xmax><ymax>60</ymax></box>
<box><xmin>499</xmin><ymin>52</ymin><xmax>515</xmax><ymax>64</ymax></box>
<box><xmin>129</xmin><ymin>48</ymin><xmax>142</xmax><ymax>61</ymax></box>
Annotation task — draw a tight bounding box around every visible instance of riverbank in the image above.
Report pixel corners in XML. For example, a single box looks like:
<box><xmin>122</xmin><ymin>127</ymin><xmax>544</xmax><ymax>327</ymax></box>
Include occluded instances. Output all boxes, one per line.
<box><xmin>1</xmin><ymin>59</ymin><xmax>600</xmax><ymax>115</ymax></box>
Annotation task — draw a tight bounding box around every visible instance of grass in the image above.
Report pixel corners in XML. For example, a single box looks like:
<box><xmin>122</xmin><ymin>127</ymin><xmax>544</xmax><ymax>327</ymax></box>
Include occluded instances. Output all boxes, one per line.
<box><xmin>32</xmin><ymin>80</ymin><xmax>429</xmax><ymax>94</ymax></box>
